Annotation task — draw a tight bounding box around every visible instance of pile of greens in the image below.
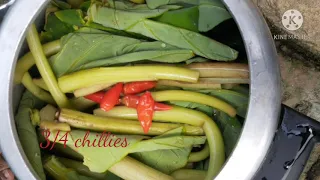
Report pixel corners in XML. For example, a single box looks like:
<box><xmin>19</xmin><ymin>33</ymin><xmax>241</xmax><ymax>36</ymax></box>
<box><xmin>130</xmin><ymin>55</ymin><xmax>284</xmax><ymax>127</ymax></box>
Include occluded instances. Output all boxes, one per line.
<box><xmin>14</xmin><ymin>0</ymin><xmax>249</xmax><ymax>180</ymax></box>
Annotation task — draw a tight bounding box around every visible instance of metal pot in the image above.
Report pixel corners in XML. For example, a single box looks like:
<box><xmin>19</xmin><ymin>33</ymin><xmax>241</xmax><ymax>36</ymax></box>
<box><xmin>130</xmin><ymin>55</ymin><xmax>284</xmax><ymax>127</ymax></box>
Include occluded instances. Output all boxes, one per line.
<box><xmin>0</xmin><ymin>0</ymin><xmax>312</xmax><ymax>179</ymax></box>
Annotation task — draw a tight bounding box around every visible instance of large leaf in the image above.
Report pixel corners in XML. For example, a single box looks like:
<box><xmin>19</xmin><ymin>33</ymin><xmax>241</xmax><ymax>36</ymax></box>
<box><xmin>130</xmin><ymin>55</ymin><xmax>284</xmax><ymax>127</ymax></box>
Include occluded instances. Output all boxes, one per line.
<box><xmin>55</xmin><ymin>9</ymin><xmax>86</xmax><ymax>26</ymax></box>
<box><xmin>15</xmin><ymin>91</ymin><xmax>46</xmax><ymax>180</ymax></box>
<box><xmin>90</xmin><ymin>4</ymin><xmax>238</xmax><ymax>60</ymax></box>
<box><xmin>215</xmin><ymin>111</ymin><xmax>242</xmax><ymax>157</ymax></box>
<box><xmin>154</xmin><ymin>6</ymin><xmax>199</xmax><ymax>32</ymax></box>
<box><xmin>90</xmin><ymin>3</ymin><xmax>168</xmax><ymax>30</ymax></box>
<box><xmin>41</xmin><ymin>12</ymin><xmax>75</xmax><ymax>43</ymax></box>
<box><xmin>132</xmin><ymin>148</ymin><xmax>192</xmax><ymax>174</ymax></box>
<box><xmin>152</xmin><ymin>0</ymin><xmax>232</xmax><ymax>32</ymax></box>
<box><xmin>198</xmin><ymin>0</ymin><xmax>232</xmax><ymax>32</ymax></box>
<box><xmin>50</xmin><ymin>32</ymin><xmax>193</xmax><ymax>77</ymax></box>
<box><xmin>131</xmin><ymin>127</ymin><xmax>201</xmax><ymax>174</ymax></box>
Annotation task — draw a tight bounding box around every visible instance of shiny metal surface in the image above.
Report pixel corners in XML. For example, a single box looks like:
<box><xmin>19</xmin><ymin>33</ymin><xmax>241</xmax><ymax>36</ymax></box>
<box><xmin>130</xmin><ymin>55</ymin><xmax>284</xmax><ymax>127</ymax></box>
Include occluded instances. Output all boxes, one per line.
<box><xmin>0</xmin><ymin>0</ymin><xmax>281</xmax><ymax>180</ymax></box>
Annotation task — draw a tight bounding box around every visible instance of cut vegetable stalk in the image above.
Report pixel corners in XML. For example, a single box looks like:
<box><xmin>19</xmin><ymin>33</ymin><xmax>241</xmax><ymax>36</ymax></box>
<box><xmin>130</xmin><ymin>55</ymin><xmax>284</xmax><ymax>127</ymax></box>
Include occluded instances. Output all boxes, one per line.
<box><xmin>14</xmin><ymin>40</ymin><xmax>61</xmax><ymax>84</ymax></box>
<box><xmin>26</xmin><ymin>24</ymin><xmax>72</xmax><ymax>108</ymax></box>
<box><xmin>57</xmin><ymin>66</ymin><xmax>199</xmax><ymax>93</ymax></box>
<box><xmin>185</xmin><ymin>62</ymin><xmax>249</xmax><ymax>78</ymax></box>
<box><xmin>70</xmin><ymin>97</ymin><xmax>97</xmax><ymax>111</ymax></box>
<box><xmin>74</xmin><ymin>83</ymin><xmax>114</xmax><ymax>97</ymax></box>
<box><xmin>57</xmin><ymin>108</ymin><xmax>204</xmax><ymax>136</ymax></box>
<box><xmin>157</xmin><ymin>79</ymin><xmax>221</xmax><ymax>89</ymax></box>
<box><xmin>22</xmin><ymin>72</ymin><xmax>56</xmax><ymax>105</ymax></box>
<box><xmin>39</xmin><ymin>121</ymin><xmax>71</xmax><ymax>132</ymax></box>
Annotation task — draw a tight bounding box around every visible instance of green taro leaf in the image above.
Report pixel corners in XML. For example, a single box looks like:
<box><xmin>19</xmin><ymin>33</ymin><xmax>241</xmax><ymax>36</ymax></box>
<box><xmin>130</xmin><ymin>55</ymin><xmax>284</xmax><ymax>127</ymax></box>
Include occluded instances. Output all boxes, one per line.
<box><xmin>55</xmin><ymin>9</ymin><xmax>86</xmax><ymax>26</ymax></box>
<box><xmin>215</xmin><ymin>111</ymin><xmax>242</xmax><ymax>157</ymax></box>
<box><xmin>90</xmin><ymin>4</ymin><xmax>238</xmax><ymax>60</ymax></box>
<box><xmin>198</xmin><ymin>0</ymin><xmax>232</xmax><ymax>32</ymax></box>
<box><xmin>51</xmin><ymin>0</ymin><xmax>72</xmax><ymax>10</ymax></box>
<box><xmin>131</xmin><ymin>127</ymin><xmax>203</xmax><ymax>174</ymax></box>
<box><xmin>154</xmin><ymin>6</ymin><xmax>199</xmax><ymax>32</ymax></box>
<box><xmin>90</xmin><ymin>3</ymin><xmax>168</xmax><ymax>30</ymax></box>
<box><xmin>132</xmin><ymin>148</ymin><xmax>192</xmax><ymax>174</ymax></box>
<box><xmin>50</xmin><ymin>32</ymin><xmax>193</xmax><ymax>77</ymax></box>
<box><xmin>15</xmin><ymin>91</ymin><xmax>46</xmax><ymax>180</ymax></box>
<box><xmin>80</xmin><ymin>1</ymin><xmax>91</xmax><ymax>12</ymax></box>
<box><xmin>42</xmin><ymin>13</ymin><xmax>75</xmax><ymax>42</ymax></box>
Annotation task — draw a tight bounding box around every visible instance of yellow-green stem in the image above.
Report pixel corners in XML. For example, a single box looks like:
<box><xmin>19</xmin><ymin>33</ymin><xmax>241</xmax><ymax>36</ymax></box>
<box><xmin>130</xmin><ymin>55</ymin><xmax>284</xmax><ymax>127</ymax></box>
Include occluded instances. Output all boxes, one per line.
<box><xmin>21</xmin><ymin>72</ymin><xmax>56</xmax><ymax>105</ymax></box>
<box><xmin>26</xmin><ymin>24</ymin><xmax>71</xmax><ymax>108</ymax></box>
<box><xmin>70</xmin><ymin>97</ymin><xmax>97</xmax><ymax>111</ymax></box>
<box><xmin>33</xmin><ymin>78</ymin><xmax>49</xmax><ymax>91</ymax></box>
<box><xmin>185</xmin><ymin>62</ymin><xmax>249</xmax><ymax>78</ymax></box>
<box><xmin>188</xmin><ymin>142</ymin><xmax>210</xmax><ymax>162</ymax></box>
<box><xmin>93</xmin><ymin>106</ymin><xmax>205</xmax><ymax>126</ymax></box>
<box><xmin>39</xmin><ymin>121</ymin><xmax>71</xmax><ymax>132</ymax></box>
<box><xmin>14</xmin><ymin>40</ymin><xmax>61</xmax><ymax>84</ymax></box>
<box><xmin>74</xmin><ymin>83</ymin><xmax>113</xmax><ymax>97</ymax></box>
<box><xmin>157</xmin><ymin>79</ymin><xmax>221</xmax><ymax>89</ymax></box>
<box><xmin>171</xmin><ymin>169</ymin><xmax>207</xmax><ymax>180</ymax></box>
<box><xmin>58</xmin><ymin>66</ymin><xmax>199</xmax><ymax>93</ymax></box>
<box><xmin>152</xmin><ymin>90</ymin><xmax>236</xmax><ymax>117</ymax></box>
<box><xmin>58</xmin><ymin>108</ymin><xmax>204</xmax><ymax>136</ymax></box>
<box><xmin>109</xmin><ymin>156</ymin><xmax>174</xmax><ymax>180</ymax></box>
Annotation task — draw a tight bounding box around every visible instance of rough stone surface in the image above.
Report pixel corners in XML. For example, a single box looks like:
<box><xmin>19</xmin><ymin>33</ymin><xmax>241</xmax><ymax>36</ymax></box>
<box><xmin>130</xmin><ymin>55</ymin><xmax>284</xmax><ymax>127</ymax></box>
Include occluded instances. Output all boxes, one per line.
<box><xmin>279</xmin><ymin>48</ymin><xmax>320</xmax><ymax>122</ymax></box>
<box><xmin>276</xmin><ymin>44</ymin><xmax>320</xmax><ymax>180</ymax></box>
<box><xmin>252</xmin><ymin>0</ymin><xmax>320</xmax><ymax>69</ymax></box>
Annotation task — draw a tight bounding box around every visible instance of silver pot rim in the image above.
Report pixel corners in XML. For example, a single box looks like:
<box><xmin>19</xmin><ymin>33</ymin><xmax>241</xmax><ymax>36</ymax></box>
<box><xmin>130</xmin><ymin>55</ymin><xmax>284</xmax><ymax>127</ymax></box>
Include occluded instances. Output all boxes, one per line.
<box><xmin>0</xmin><ymin>0</ymin><xmax>281</xmax><ymax>179</ymax></box>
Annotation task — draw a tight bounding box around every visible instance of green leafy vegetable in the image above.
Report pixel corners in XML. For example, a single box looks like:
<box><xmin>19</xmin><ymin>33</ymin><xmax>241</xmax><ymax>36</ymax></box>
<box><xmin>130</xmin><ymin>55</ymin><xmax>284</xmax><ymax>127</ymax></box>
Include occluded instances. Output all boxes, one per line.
<box><xmin>90</xmin><ymin>4</ymin><xmax>238</xmax><ymax>60</ymax></box>
<box><xmin>51</xmin><ymin>0</ymin><xmax>72</xmax><ymax>10</ymax></box>
<box><xmin>198</xmin><ymin>0</ymin><xmax>232</xmax><ymax>32</ymax></box>
<box><xmin>50</xmin><ymin>32</ymin><xmax>194</xmax><ymax>77</ymax></box>
<box><xmin>154</xmin><ymin>6</ymin><xmax>199</xmax><ymax>32</ymax></box>
<box><xmin>132</xmin><ymin>148</ymin><xmax>192</xmax><ymax>174</ymax></box>
<box><xmin>215</xmin><ymin>111</ymin><xmax>242</xmax><ymax>156</ymax></box>
<box><xmin>80</xmin><ymin>1</ymin><xmax>91</xmax><ymax>12</ymax></box>
<box><xmin>41</xmin><ymin>13</ymin><xmax>75</xmax><ymax>42</ymax></box>
<box><xmin>15</xmin><ymin>91</ymin><xmax>46</xmax><ymax>180</ymax></box>
<box><xmin>131</xmin><ymin>127</ymin><xmax>204</xmax><ymax>174</ymax></box>
<box><xmin>55</xmin><ymin>9</ymin><xmax>86</xmax><ymax>26</ymax></box>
